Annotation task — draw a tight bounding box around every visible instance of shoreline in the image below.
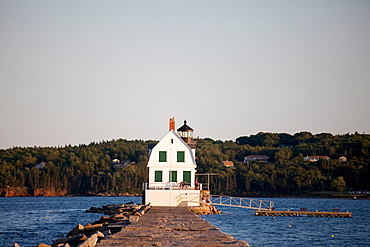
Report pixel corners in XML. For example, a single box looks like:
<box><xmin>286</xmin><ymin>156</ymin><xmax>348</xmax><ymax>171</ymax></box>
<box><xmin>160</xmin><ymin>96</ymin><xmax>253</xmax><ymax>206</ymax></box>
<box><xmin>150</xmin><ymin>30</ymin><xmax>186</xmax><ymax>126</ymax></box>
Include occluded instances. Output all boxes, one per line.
<box><xmin>1</xmin><ymin>187</ymin><xmax>369</xmax><ymax>199</ymax></box>
<box><xmin>2</xmin><ymin>194</ymin><xmax>369</xmax><ymax>200</ymax></box>
<box><xmin>0</xmin><ymin>187</ymin><xmax>142</xmax><ymax>197</ymax></box>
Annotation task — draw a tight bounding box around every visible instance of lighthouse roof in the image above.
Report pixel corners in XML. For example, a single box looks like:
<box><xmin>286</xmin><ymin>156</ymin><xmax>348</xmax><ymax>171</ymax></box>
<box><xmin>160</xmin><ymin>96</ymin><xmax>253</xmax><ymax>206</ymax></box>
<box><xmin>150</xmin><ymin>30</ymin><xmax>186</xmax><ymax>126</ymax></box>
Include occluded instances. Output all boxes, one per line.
<box><xmin>177</xmin><ymin>120</ymin><xmax>193</xmax><ymax>131</ymax></box>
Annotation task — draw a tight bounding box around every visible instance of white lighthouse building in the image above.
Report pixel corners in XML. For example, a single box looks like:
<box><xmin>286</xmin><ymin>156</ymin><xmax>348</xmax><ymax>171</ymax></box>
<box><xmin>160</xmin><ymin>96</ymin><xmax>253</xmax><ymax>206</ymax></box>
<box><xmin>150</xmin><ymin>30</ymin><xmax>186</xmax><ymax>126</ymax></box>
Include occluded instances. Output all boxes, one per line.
<box><xmin>143</xmin><ymin>118</ymin><xmax>202</xmax><ymax>206</ymax></box>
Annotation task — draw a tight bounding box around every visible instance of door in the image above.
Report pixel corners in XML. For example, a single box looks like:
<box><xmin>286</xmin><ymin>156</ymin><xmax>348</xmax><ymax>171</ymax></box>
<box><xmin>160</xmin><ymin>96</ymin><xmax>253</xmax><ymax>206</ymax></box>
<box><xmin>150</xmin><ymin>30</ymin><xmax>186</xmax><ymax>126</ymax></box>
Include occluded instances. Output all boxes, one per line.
<box><xmin>183</xmin><ymin>171</ymin><xmax>191</xmax><ymax>185</ymax></box>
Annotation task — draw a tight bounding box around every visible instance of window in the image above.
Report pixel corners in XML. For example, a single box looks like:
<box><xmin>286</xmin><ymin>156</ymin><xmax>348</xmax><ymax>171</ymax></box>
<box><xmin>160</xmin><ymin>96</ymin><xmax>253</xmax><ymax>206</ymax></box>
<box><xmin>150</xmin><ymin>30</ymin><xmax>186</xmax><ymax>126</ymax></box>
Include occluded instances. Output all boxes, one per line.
<box><xmin>177</xmin><ymin>151</ymin><xmax>185</xmax><ymax>162</ymax></box>
<box><xmin>169</xmin><ymin>171</ymin><xmax>177</xmax><ymax>182</ymax></box>
<box><xmin>183</xmin><ymin>171</ymin><xmax>191</xmax><ymax>184</ymax></box>
<box><xmin>155</xmin><ymin>171</ymin><xmax>163</xmax><ymax>182</ymax></box>
<box><xmin>159</xmin><ymin>151</ymin><xmax>167</xmax><ymax>162</ymax></box>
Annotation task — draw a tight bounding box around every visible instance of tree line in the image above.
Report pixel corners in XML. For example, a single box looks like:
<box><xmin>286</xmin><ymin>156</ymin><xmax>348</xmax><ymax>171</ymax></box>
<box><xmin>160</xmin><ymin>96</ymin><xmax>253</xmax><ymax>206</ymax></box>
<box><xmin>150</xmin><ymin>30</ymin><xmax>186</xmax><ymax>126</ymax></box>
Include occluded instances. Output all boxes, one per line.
<box><xmin>196</xmin><ymin>132</ymin><xmax>369</xmax><ymax>196</ymax></box>
<box><xmin>0</xmin><ymin>139</ymin><xmax>149</xmax><ymax>195</ymax></box>
<box><xmin>0</xmin><ymin>131</ymin><xmax>369</xmax><ymax>196</ymax></box>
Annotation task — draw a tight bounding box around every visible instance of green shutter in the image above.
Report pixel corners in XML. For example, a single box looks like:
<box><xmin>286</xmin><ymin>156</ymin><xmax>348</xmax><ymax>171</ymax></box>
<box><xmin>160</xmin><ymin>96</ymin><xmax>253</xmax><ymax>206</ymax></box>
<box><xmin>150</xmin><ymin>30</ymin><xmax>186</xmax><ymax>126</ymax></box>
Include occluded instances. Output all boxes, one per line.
<box><xmin>155</xmin><ymin>171</ymin><xmax>163</xmax><ymax>182</ymax></box>
<box><xmin>169</xmin><ymin>171</ymin><xmax>177</xmax><ymax>182</ymax></box>
<box><xmin>159</xmin><ymin>151</ymin><xmax>167</xmax><ymax>162</ymax></box>
<box><xmin>183</xmin><ymin>171</ymin><xmax>191</xmax><ymax>184</ymax></box>
<box><xmin>177</xmin><ymin>151</ymin><xmax>185</xmax><ymax>162</ymax></box>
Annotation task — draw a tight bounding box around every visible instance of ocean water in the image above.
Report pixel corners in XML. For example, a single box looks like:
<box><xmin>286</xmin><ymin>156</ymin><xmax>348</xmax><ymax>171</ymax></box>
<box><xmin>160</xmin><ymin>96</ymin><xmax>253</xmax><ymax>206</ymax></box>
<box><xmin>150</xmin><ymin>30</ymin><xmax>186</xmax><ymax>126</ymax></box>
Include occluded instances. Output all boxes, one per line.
<box><xmin>0</xmin><ymin>196</ymin><xmax>142</xmax><ymax>247</ymax></box>
<box><xmin>0</xmin><ymin>197</ymin><xmax>369</xmax><ymax>247</ymax></box>
<box><xmin>201</xmin><ymin>198</ymin><xmax>370</xmax><ymax>247</ymax></box>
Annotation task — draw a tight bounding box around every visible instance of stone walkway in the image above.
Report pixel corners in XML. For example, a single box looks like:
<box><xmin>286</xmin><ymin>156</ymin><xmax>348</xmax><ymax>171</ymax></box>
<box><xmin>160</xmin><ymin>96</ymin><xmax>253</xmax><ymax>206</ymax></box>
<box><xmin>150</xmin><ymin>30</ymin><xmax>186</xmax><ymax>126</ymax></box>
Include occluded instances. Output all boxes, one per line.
<box><xmin>97</xmin><ymin>206</ymin><xmax>250</xmax><ymax>247</ymax></box>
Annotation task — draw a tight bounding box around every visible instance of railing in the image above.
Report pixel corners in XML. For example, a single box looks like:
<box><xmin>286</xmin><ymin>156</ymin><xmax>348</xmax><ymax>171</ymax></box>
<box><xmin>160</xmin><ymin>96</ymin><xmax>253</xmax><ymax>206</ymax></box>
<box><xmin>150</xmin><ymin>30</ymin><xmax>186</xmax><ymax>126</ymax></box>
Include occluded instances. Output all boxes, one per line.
<box><xmin>143</xmin><ymin>183</ymin><xmax>209</xmax><ymax>191</ymax></box>
<box><xmin>176</xmin><ymin>193</ymin><xmax>201</xmax><ymax>205</ymax></box>
<box><xmin>210</xmin><ymin>195</ymin><xmax>274</xmax><ymax>210</ymax></box>
<box><xmin>349</xmin><ymin>190</ymin><xmax>370</xmax><ymax>195</ymax></box>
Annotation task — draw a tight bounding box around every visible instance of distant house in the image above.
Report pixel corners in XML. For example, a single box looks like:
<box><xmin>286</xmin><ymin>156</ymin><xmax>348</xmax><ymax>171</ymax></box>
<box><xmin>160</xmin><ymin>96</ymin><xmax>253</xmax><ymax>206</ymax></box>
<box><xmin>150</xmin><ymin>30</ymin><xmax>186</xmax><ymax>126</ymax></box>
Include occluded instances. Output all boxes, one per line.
<box><xmin>221</xmin><ymin>161</ymin><xmax>234</xmax><ymax>167</ymax></box>
<box><xmin>304</xmin><ymin>156</ymin><xmax>330</xmax><ymax>162</ymax></box>
<box><xmin>112</xmin><ymin>159</ymin><xmax>136</xmax><ymax>169</ymax></box>
<box><xmin>112</xmin><ymin>159</ymin><xmax>120</xmax><ymax>164</ymax></box>
<box><xmin>279</xmin><ymin>144</ymin><xmax>293</xmax><ymax>148</ymax></box>
<box><xmin>35</xmin><ymin>162</ymin><xmax>46</xmax><ymax>169</ymax></box>
<box><xmin>339</xmin><ymin>156</ymin><xmax>347</xmax><ymax>162</ymax></box>
<box><xmin>244</xmin><ymin>155</ymin><xmax>269</xmax><ymax>163</ymax></box>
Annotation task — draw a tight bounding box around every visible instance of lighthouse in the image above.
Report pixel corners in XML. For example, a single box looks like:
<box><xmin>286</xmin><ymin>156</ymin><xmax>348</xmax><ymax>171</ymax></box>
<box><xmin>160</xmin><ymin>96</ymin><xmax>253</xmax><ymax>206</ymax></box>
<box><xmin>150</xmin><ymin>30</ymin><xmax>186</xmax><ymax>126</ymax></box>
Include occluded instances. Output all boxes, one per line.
<box><xmin>177</xmin><ymin>120</ymin><xmax>196</xmax><ymax>149</ymax></box>
<box><xmin>143</xmin><ymin>118</ymin><xmax>201</xmax><ymax>206</ymax></box>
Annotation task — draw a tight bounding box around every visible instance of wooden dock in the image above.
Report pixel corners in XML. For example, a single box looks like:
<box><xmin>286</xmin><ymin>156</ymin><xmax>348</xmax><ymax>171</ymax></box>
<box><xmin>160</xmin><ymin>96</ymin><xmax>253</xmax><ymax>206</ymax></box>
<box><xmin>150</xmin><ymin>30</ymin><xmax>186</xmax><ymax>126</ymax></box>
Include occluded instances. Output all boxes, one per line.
<box><xmin>255</xmin><ymin>209</ymin><xmax>352</xmax><ymax>218</ymax></box>
<box><xmin>96</xmin><ymin>206</ymin><xmax>249</xmax><ymax>246</ymax></box>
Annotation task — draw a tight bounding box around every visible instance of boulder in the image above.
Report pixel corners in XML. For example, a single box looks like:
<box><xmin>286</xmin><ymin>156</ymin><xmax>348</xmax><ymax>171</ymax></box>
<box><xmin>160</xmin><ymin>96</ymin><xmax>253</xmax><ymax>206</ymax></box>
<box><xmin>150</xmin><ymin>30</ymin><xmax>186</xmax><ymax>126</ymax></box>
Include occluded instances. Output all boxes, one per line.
<box><xmin>96</xmin><ymin>231</ymin><xmax>105</xmax><ymax>238</ymax></box>
<box><xmin>103</xmin><ymin>204</ymin><xmax>125</xmax><ymax>210</ymax></box>
<box><xmin>189</xmin><ymin>205</ymin><xmax>222</xmax><ymax>215</ymax></box>
<box><xmin>134</xmin><ymin>204</ymin><xmax>151</xmax><ymax>216</ymax></box>
<box><xmin>101</xmin><ymin>229</ymin><xmax>111</xmax><ymax>237</ymax></box>
<box><xmin>67</xmin><ymin>224</ymin><xmax>84</xmax><ymax>237</ymax></box>
<box><xmin>109</xmin><ymin>213</ymin><xmax>129</xmax><ymax>221</ymax></box>
<box><xmin>124</xmin><ymin>201</ymin><xmax>135</xmax><ymax>206</ymax></box>
<box><xmin>52</xmin><ymin>234</ymin><xmax>86</xmax><ymax>247</ymax></box>
<box><xmin>99</xmin><ymin>216</ymin><xmax>110</xmax><ymax>221</ymax></box>
<box><xmin>86</xmin><ymin>207</ymin><xmax>104</xmax><ymax>214</ymax></box>
<box><xmin>77</xmin><ymin>233</ymin><xmax>98</xmax><ymax>247</ymax></box>
<box><xmin>56</xmin><ymin>244</ymin><xmax>70</xmax><ymax>247</ymax></box>
<box><xmin>84</xmin><ymin>223</ymin><xmax>103</xmax><ymax>231</ymax></box>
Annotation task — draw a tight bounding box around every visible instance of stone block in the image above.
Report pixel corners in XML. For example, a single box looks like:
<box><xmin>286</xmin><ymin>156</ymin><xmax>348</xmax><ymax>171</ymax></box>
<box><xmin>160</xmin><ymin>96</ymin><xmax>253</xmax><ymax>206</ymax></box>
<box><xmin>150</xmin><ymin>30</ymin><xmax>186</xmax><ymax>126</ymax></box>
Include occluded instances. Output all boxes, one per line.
<box><xmin>77</xmin><ymin>233</ymin><xmax>98</xmax><ymax>247</ymax></box>
<box><xmin>67</xmin><ymin>224</ymin><xmax>84</xmax><ymax>237</ymax></box>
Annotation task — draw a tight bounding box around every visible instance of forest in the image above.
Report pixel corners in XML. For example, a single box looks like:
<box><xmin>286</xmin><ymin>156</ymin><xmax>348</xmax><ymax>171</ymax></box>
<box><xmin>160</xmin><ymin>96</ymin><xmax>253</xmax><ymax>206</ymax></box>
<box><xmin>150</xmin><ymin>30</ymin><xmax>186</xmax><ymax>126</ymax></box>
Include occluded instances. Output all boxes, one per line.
<box><xmin>0</xmin><ymin>131</ymin><xmax>369</xmax><ymax>197</ymax></box>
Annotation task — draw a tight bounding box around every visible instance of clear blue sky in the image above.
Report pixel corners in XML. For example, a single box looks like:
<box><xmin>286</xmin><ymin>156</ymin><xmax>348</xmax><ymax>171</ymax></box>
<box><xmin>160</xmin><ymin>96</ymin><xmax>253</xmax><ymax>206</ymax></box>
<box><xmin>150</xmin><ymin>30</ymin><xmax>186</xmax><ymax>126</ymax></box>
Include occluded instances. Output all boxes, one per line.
<box><xmin>1</xmin><ymin>0</ymin><xmax>369</xmax><ymax>149</ymax></box>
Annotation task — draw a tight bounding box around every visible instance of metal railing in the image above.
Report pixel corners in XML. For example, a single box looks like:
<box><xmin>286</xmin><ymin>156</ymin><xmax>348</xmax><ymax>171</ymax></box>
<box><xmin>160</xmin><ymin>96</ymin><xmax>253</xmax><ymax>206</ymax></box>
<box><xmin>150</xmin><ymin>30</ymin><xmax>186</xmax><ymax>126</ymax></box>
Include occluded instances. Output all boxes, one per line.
<box><xmin>210</xmin><ymin>195</ymin><xmax>275</xmax><ymax>210</ymax></box>
<box><xmin>143</xmin><ymin>183</ymin><xmax>209</xmax><ymax>191</ymax></box>
<box><xmin>176</xmin><ymin>193</ymin><xmax>201</xmax><ymax>205</ymax></box>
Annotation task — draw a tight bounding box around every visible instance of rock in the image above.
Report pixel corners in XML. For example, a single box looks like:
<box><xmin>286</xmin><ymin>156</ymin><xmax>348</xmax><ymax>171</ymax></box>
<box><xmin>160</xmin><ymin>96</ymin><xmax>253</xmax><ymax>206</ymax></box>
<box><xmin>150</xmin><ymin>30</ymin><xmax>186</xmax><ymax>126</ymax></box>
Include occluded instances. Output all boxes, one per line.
<box><xmin>33</xmin><ymin>188</ymin><xmax>68</xmax><ymax>197</ymax></box>
<box><xmin>86</xmin><ymin>207</ymin><xmax>103</xmax><ymax>213</ymax></box>
<box><xmin>99</xmin><ymin>216</ymin><xmax>110</xmax><ymax>221</ymax></box>
<box><xmin>189</xmin><ymin>205</ymin><xmax>222</xmax><ymax>215</ymax></box>
<box><xmin>67</xmin><ymin>223</ymin><xmax>84</xmax><ymax>237</ymax></box>
<box><xmin>85</xmin><ymin>202</ymin><xmax>139</xmax><ymax>215</ymax></box>
<box><xmin>101</xmin><ymin>229</ymin><xmax>111</xmax><ymax>237</ymax></box>
<box><xmin>96</xmin><ymin>231</ymin><xmax>105</xmax><ymax>238</ymax></box>
<box><xmin>2</xmin><ymin>187</ymin><xmax>31</xmax><ymax>197</ymax></box>
<box><xmin>0</xmin><ymin>187</ymin><xmax>68</xmax><ymax>197</ymax></box>
<box><xmin>56</xmin><ymin>244</ymin><xmax>70</xmax><ymax>247</ymax></box>
<box><xmin>47</xmin><ymin>202</ymin><xmax>149</xmax><ymax>247</ymax></box>
<box><xmin>77</xmin><ymin>233</ymin><xmax>98</xmax><ymax>247</ymax></box>
<box><xmin>84</xmin><ymin>223</ymin><xmax>103</xmax><ymax>231</ymax></box>
<box><xmin>52</xmin><ymin>234</ymin><xmax>86</xmax><ymax>247</ymax></box>
<box><xmin>103</xmin><ymin>204</ymin><xmax>125</xmax><ymax>210</ymax></box>
<box><xmin>52</xmin><ymin>238</ymin><xmax>68</xmax><ymax>246</ymax></box>
<box><xmin>124</xmin><ymin>201</ymin><xmax>135</xmax><ymax>206</ymax></box>
<box><xmin>134</xmin><ymin>204</ymin><xmax>151</xmax><ymax>216</ymax></box>
<box><xmin>68</xmin><ymin>234</ymin><xmax>87</xmax><ymax>246</ymax></box>
<box><xmin>110</xmin><ymin>213</ymin><xmax>128</xmax><ymax>221</ymax></box>
<box><xmin>129</xmin><ymin>215</ymin><xmax>140</xmax><ymax>222</ymax></box>
<box><xmin>37</xmin><ymin>244</ymin><xmax>52</xmax><ymax>247</ymax></box>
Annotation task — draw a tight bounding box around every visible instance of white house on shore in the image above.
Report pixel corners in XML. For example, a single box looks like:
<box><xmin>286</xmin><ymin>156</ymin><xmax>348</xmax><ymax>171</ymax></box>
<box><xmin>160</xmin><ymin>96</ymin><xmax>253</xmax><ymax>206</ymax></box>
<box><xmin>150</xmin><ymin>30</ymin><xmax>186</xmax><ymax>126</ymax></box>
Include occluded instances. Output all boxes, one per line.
<box><xmin>303</xmin><ymin>155</ymin><xmax>330</xmax><ymax>162</ymax></box>
<box><xmin>143</xmin><ymin>118</ymin><xmax>203</xmax><ymax>207</ymax></box>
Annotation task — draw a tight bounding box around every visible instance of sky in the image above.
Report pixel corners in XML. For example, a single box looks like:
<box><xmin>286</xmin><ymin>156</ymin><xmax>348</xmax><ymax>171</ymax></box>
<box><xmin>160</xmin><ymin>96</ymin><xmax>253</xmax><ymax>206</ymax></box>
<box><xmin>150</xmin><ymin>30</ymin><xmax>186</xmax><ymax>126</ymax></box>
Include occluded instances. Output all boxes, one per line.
<box><xmin>1</xmin><ymin>0</ymin><xmax>370</xmax><ymax>149</ymax></box>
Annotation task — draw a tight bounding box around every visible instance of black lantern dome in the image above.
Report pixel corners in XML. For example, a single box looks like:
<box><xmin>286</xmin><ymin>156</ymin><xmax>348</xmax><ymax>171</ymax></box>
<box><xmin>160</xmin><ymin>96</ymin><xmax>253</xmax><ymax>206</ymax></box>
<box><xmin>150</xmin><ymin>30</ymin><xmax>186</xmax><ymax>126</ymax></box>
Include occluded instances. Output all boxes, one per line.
<box><xmin>177</xmin><ymin>120</ymin><xmax>196</xmax><ymax>149</ymax></box>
